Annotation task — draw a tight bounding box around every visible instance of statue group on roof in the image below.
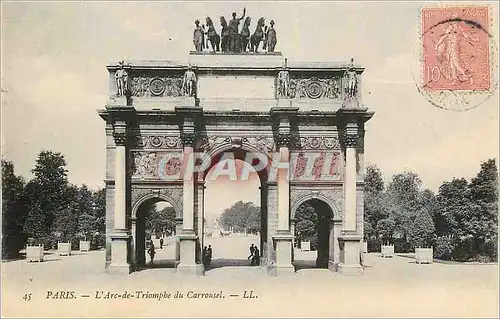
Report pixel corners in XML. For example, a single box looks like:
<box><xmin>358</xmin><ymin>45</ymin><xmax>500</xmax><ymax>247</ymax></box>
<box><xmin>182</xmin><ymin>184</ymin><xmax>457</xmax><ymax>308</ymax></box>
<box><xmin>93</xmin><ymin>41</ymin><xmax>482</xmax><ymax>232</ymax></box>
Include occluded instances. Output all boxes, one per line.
<box><xmin>192</xmin><ymin>8</ymin><xmax>278</xmax><ymax>53</ymax></box>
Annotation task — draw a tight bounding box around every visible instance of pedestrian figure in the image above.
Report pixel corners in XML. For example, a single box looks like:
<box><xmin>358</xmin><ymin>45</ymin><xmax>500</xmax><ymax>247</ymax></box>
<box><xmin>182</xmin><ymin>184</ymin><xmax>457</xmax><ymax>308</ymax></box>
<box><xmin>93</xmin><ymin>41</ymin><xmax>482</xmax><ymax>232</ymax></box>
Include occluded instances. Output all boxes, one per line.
<box><xmin>208</xmin><ymin>245</ymin><xmax>213</xmax><ymax>265</ymax></box>
<box><xmin>203</xmin><ymin>246</ymin><xmax>209</xmax><ymax>266</ymax></box>
<box><xmin>147</xmin><ymin>243</ymin><xmax>155</xmax><ymax>268</ymax></box>
<box><xmin>252</xmin><ymin>246</ymin><xmax>260</xmax><ymax>266</ymax></box>
<box><xmin>160</xmin><ymin>238</ymin><xmax>164</xmax><ymax>249</ymax></box>
<box><xmin>248</xmin><ymin>244</ymin><xmax>255</xmax><ymax>260</ymax></box>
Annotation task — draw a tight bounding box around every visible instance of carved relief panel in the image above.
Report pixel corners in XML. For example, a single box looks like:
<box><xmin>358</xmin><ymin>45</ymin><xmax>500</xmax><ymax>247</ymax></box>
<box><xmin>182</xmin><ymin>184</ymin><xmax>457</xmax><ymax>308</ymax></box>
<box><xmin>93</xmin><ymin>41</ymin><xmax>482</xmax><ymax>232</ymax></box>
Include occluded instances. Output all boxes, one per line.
<box><xmin>131</xmin><ymin>151</ymin><xmax>183</xmax><ymax>180</ymax></box>
<box><xmin>288</xmin><ymin>77</ymin><xmax>343</xmax><ymax>100</ymax></box>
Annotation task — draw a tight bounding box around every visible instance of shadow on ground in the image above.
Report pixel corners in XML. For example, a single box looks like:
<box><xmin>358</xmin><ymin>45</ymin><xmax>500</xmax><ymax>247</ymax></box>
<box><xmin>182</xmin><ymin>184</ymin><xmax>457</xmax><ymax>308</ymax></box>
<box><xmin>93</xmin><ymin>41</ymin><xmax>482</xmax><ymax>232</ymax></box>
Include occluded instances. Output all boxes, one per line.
<box><xmin>204</xmin><ymin>258</ymin><xmax>256</xmax><ymax>271</ymax></box>
<box><xmin>136</xmin><ymin>258</ymin><xmax>177</xmax><ymax>271</ymax></box>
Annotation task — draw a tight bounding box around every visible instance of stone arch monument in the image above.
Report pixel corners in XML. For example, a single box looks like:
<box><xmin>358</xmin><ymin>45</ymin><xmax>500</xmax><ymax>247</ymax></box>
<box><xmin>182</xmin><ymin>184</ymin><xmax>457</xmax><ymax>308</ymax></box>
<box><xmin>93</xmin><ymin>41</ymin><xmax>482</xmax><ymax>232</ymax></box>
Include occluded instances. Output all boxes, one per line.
<box><xmin>99</xmin><ymin>29</ymin><xmax>374</xmax><ymax>275</ymax></box>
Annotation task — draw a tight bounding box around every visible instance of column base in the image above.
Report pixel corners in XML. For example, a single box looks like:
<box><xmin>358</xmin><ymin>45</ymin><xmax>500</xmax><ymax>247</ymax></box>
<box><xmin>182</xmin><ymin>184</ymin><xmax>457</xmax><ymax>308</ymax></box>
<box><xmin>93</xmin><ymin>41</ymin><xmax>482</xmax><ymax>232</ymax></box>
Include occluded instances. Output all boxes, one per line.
<box><xmin>338</xmin><ymin>232</ymin><xmax>363</xmax><ymax>276</ymax></box>
<box><xmin>272</xmin><ymin>231</ymin><xmax>295</xmax><ymax>276</ymax></box>
<box><xmin>107</xmin><ymin>263</ymin><xmax>132</xmax><ymax>275</ymax></box>
<box><xmin>107</xmin><ymin>230</ymin><xmax>131</xmax><ymax>275</ymax></box>
<box><xmin>328</xmin><ymin>260</ymin><xmax>338</xmax><ymax>272</ymax></box>
<box><xmin>176</xmin><ymin>263</ymin><xmax>205</xmax><ymax>276</ymax></box>
<box><xmin>267</xmin><ymin>264</ymin><xmax>295</xmax><ymax>276</ymax></box>
<box><xmin>176</xmin><ymin>231</ymin><xmax>204</xmax><ymax>275</ymax></box>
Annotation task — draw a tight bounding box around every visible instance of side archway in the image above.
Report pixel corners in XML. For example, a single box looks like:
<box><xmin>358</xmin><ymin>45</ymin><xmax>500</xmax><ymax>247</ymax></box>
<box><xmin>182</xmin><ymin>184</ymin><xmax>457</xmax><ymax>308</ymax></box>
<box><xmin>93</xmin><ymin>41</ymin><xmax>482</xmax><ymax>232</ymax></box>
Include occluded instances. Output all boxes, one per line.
<box><xmin>291</xmin><ymin>193</ymin><xmax>342</xmax><ymax>269</ymax></box>
<box><xmin>130</xmin><ymin>188</ymin><xmax>182</xmax><ymax>270</ymax></box>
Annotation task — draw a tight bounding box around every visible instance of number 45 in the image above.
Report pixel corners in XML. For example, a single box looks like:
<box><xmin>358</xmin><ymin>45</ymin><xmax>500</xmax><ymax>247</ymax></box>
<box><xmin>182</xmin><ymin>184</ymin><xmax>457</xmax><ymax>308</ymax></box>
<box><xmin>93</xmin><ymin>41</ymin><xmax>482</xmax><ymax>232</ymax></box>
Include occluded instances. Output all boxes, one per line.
<box><xmin>22</xmin><ymin>293</ymin><xmax>32</xmax><ymax>301</ymax></box>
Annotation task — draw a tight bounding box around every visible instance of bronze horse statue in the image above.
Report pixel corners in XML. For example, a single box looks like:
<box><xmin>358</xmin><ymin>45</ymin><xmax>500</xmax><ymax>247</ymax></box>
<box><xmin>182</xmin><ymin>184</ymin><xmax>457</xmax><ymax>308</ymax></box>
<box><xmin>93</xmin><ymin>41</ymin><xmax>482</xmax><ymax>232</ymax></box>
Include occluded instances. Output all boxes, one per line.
<box><xmin>250</xmin><ymin>17</ymin><xmax>265</xmax><ymax>53</ymax></box>
<box><xmin>205</xmin><ymin>17</ymin><xmax>220</xmax><ymax>52</ymax></box>
<box><xmin>220</xmin><ymin>16</ymin><xmax>229</xmax><ymax>52</ymax></box>
<box><xmin>240</xmin><ymin>17</ymin><xmax>251</xmax><ymax>52</ymax></box>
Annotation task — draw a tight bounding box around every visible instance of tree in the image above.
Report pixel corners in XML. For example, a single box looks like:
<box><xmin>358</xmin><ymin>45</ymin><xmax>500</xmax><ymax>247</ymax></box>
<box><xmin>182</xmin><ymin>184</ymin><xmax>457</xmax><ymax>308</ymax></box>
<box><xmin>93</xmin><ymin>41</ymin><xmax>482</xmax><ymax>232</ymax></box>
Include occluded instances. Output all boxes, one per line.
<box><xmin>2</xmin><ymin>160</ymin><xmax>27</xmax><ymax>258</ymax></box>
<box><xmin>23</xmin><ymin>151</ymin><xmax>69</xmax><ymax>244</ymax></box>
<box><xmin>219</xmin><ymin>201</ymin><xmax>260</xmax><ymax>232</ymax></box>
<box><xmin>364</xmin><ymin>165</ymin><xmax>388</xmax><ymax>246</ymax></box>
<box><xmin>294</xmin><ymin>202</ymin><xmax>317</xmax><ymax>240</ymax></box>
<box><xmin>435</xmin><ymin>159</ymin><xmax>498</xmax><ymax>261</ymax></box>
<box><xmin>145</xmin><ymin>204</ymin><xmax>176</xmax><ymax>237</ymax></box>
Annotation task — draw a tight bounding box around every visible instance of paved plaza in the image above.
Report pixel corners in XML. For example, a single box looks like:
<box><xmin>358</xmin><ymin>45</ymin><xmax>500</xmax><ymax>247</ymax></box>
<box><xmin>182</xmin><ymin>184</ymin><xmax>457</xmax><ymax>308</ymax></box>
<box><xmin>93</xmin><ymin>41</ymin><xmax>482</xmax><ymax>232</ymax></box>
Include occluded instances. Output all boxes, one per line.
<box><xmin>2</xmin><ymin>235</ymin><xmax>498</xmax><ymax>318</ymax></box>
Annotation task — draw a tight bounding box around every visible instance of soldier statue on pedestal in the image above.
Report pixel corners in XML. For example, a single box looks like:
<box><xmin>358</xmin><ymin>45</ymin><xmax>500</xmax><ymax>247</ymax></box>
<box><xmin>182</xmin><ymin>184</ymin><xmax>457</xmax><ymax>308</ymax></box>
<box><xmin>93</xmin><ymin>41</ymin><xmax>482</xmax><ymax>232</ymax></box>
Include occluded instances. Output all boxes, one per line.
<box><xmin>182</xmin><ymin>65</ymin><xmax>197</xmax><ymax>97</ymax></box>
<box><xmin>277</xmin><ymin>59</ymin><xmax>290</xmax><ymax>98</ymax></box>
<box><xmin>343</xmin><ymin>58</ymin><xmax>359</xmax><ymax>108</ymax></box>
<box><xmin>115</xmin><ymin>61</ymin><xmax>128</xmax><ymax>96</ymax></box>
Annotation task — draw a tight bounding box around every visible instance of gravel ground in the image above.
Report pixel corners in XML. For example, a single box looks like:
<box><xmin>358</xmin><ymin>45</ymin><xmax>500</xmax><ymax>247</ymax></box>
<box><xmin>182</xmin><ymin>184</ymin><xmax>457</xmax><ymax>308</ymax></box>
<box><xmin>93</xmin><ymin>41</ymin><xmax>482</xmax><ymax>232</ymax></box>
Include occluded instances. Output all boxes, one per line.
<box><xmin>2</xmin><ymin>235</ymin><xmax>498</xmax><ymax>318</ymax></box>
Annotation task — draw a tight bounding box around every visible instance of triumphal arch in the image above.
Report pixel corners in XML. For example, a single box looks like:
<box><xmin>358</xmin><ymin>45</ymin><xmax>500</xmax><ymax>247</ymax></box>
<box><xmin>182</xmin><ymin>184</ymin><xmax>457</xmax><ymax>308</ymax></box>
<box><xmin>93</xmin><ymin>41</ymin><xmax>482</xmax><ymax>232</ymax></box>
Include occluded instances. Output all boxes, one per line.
<box><xmin>98</xmin><ymin>20</ymin><xmax>373</xmax><ymax>275</ymax></box>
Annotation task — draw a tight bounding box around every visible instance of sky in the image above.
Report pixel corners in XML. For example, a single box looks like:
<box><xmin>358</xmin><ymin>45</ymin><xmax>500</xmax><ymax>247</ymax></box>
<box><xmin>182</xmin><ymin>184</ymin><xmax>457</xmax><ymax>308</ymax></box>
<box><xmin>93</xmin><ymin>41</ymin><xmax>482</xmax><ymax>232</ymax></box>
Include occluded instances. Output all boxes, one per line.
<box><xmin>1</xmin><ymin>1</ymin><xmax>499</xmax><ymax>217</ymax></box>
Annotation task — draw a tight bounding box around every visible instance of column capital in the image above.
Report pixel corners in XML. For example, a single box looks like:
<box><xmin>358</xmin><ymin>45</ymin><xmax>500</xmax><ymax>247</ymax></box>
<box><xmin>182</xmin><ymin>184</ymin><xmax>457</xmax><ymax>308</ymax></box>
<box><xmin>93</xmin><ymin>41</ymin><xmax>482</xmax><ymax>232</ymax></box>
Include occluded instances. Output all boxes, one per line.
<box><xmin>276</xmin><ymin>133</ymin><xmax>292</xmax><ymax>148</ymax></box>
<box><xmin>181</xmin><ymin>132</ymin><xmax>196</xmax><ymax>147</ymax></box>
<box><xmin>340</xmin><ymin>123</ymin><xmax>359</xmax><ymax>149</ymax></box>
<box><xmin>113</xmin><ymin>121</ymin><xmax>128</xmax><ymax>146</ymax></box>
<box><xmin>181</xmin><ymin>119</ymin><xmax>197</xmax><ymax>147</ymax></box>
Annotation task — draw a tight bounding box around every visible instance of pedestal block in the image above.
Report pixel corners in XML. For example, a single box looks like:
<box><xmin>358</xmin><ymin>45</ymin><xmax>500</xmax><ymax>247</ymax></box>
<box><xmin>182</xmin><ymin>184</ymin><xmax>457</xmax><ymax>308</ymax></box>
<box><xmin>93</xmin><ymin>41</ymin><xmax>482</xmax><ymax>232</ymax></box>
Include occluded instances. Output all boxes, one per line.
<box><xmin>381</xmin><ymin>245</ymin><xmax>395</xmax><ymax>258</ymax></box>
<box><xmin>276</xmin><ymin>98</ymin><xmax>292</xmax><ymax>107</ymax></box>
<box><xmin>107</xmin><ymin>96</ymin><xmax>127</xmax><ymax>107</ymax></box>
<box><xmin>271</xmin><ymin>231</ymin><xmax>295</xmax><ymax>276</ymax></box>
<box><xmin>337</xmin><ymin>232</ymin><xmax>363</xmax><ymax>275</ymax></box>
<box><xmin>107</xmin><ymin>230</ymin><xmax>132</xmax><ymax>274</ymax></box>
<box><xmin>176</xmin><ymin>232</ymin><xmax>204</xmax><ymax>275</ymax></box>
<box><xmin>415</xmin><ymin>247</ymin><xmax>433</xmax><ymax>264</ymax></box>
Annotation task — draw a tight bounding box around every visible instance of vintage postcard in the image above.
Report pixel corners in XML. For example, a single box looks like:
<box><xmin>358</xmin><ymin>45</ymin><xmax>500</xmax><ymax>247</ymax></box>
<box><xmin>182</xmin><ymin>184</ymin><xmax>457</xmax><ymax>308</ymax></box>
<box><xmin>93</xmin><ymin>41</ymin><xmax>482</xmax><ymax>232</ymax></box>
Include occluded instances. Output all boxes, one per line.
<box><xmin>1</xmin><ymin>1</ymin><xmax>498</xmax><ymax>318</ymax></box>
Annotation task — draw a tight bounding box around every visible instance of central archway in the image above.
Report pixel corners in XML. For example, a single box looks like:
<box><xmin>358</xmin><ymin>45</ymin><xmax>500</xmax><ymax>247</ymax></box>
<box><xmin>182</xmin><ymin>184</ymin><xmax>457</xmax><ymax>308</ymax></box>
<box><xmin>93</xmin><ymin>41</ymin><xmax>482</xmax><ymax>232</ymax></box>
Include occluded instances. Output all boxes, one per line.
<box><xmin>199</xmin><ymin>143</ymin><xmax>270</xmax><ymax>272</ymax></box>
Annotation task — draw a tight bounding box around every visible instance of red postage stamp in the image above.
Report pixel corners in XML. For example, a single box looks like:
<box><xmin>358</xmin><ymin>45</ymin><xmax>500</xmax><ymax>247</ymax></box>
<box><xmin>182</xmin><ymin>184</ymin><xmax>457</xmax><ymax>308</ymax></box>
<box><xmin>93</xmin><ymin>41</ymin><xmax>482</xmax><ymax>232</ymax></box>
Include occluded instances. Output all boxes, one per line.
<box><xmin>422</xmin><ymin>6</ymin><xmax>491</xmax><ymax>91</ymax></box>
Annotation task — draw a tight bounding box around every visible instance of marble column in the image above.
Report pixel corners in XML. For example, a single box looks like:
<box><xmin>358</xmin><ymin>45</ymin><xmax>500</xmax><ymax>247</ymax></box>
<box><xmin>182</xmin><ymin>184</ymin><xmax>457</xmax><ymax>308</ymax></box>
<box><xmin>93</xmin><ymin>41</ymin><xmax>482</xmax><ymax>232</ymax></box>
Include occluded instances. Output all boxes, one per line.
<box><xmin>272</xmin><ymin>131</ymin><xmax>294</xmax><ymax>275</ymax></box>
<box><xmin>337</xmin><ymin>122</ymin><xmax>363</xmax><ymax>275</ymax></box>
<box><xmin>195</xmin><ymin>182</ymin><xmax>205</xmax><ymax>263</ymax></box>
<box><xmin>107</xmin><ymin>121</ymin><xmax>131</xmax><ymax>274</ymax></box>
<box><xmin>176</xmin><ymin>123</ymin><xmax>204</xmax><ymax>275</ymax></box>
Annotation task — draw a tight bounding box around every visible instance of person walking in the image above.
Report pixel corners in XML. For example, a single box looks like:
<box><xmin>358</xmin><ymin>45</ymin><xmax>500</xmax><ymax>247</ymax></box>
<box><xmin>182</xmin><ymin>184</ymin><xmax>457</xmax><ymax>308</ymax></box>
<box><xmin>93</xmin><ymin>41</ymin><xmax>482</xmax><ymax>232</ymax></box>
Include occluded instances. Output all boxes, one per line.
<box><xmin>252</xmin><ymin>246</ymin><xmax>260</xmax><ymax>266</ymax></box>
<box><xmin>208</xmin><ymin>245</ymin><xmax>213</xmax><ymax>265</ymax></box>
<box><xmin>147</xmin><ymin>243</ymin><xmax>156</xmax><ymax>268</ymax></box>
<box><xmin>160</xmin><ymin>238</ymin><xmax>164</xmax><ymax>249</ymax></box>
<box><xmin>203</xmin><ymin>246</ymin><xmax>209</xmax><ymax>266</ymax></box>
<box><xmin>248</xmin><ymin>244</ymin><xmax>255</xmax><ymax>261</ymax></box>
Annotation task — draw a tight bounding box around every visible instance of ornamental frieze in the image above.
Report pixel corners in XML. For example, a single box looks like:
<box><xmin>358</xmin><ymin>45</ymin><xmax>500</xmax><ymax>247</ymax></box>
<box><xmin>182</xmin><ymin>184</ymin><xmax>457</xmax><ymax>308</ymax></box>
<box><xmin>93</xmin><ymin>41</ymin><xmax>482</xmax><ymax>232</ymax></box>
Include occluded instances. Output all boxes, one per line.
<box><xmin>130</xmin><ymin>76</ymin><xmax>184</xmax><ymax>97</ymax></box>
<box><xmin>292</xmin><ymin>136</ymin><xmax>341</xmax><ymax>150</ymax></box>
<box><xmin>131</xmin><ymin>135</ymin><xmax>182</xmax><ymax>149</ymax></box>
<box><xmin>197</xmin><ymin>136</ymin><xmax>275</xmax><ymax>156</ymax></box>
<box><xmin>289</xmin><ymin>77</ymin><xmax>342</xmax><ymax>100</ymax></box>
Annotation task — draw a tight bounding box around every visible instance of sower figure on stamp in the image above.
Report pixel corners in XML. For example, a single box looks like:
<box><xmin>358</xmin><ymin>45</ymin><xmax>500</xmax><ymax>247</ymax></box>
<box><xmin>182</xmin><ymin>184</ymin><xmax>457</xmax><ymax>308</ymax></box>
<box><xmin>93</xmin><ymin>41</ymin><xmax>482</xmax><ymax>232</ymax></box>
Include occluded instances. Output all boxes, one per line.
<box><xmin>434</xmin><ymin>18</ymin><xmax>479</xmax><ymax>85</ymax></box>
<box><xmin>182</xmin><ymin>65</ymin><xmax>197</xmax><ymax>97</ymax></box>
<box><xmin>228</xmin><ymin>7</ymin><xmax>246</xmax><ymax>52</ymax></box>
<box><xmin>115</xmin><ymin>61</ymin><xmax>128</xmax><ymax>96</ymax></box>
